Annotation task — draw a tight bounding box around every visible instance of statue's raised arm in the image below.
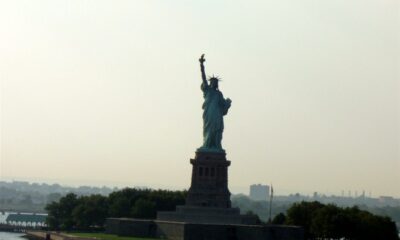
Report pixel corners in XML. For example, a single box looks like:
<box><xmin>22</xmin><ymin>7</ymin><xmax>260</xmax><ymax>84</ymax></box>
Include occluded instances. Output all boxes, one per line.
<box><xmin>199</xmin><ymin>54</ymin><xmax>208</xmax><ymax>89</ymax></box>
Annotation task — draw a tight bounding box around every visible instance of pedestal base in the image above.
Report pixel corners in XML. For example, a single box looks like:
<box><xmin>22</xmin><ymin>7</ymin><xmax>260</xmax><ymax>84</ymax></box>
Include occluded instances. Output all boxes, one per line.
<box><xmin>157</xmin><ymin>205</ymin><xmax>258</xmax><ymax>225</ymax></box>
<box><xmin>106</xmin><ymin>218</ymin><xmax>305</xmax><ymax>240</ymax></box>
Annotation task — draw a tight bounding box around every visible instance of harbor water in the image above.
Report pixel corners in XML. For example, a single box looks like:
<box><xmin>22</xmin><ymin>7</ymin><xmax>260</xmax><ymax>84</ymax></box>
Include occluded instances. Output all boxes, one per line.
<box><xmin>0</xmin><ymin>232</ymin><xmax>26</xmax><ymax>240</ymax></box>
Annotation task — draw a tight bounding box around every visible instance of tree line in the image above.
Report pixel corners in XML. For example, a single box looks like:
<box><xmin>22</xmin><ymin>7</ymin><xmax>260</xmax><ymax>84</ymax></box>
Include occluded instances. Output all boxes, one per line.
<box><xmin>45</xmin><ymin>189</ymin><xmax>399</xmax><ymax>240</ymax></box>
<box><xmin>45</xmin><ymin>188</ymin><xmax>186</xmax><ymax>230</ymax></box>
<box><xmin>272</xmin><ymin>201</ymin><xmax>399</xmax><ymax>240</ymax></box>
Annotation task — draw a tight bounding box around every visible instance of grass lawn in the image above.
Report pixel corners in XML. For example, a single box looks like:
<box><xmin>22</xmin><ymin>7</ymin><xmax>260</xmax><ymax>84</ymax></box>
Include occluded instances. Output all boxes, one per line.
<box><xmin>68</xmin><ymin>232</ymin><xmax>160</xmax><ymax>240</ymax></box>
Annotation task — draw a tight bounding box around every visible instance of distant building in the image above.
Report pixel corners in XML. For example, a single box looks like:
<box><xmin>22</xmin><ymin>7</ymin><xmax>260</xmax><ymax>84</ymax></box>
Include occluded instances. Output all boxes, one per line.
<box><xmin>379</xmin><ymin>196</ymin><xmax>398</xmax><ymax>206</ymax></box>
<box><xmin>313</xmin><ymin>192</ymin><xmax>318</xmax><ymax>198</ymax></box>
<box><xmin>249</xmin><ymin>184</ymin><xmax>270</xmax><ymax>201</ymax></box>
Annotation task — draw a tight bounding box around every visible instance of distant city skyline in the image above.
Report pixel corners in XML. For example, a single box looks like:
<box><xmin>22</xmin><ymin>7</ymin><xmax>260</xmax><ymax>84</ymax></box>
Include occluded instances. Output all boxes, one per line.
<box><xmin>0</xmin><ymin>178</ymin><xmax>396</xmax><ymax>200</ymax></box>
<box><xmin>1</xmin><ymin>179</ymin><xmax>398</xmax><ymax>227</ymax></box>
<box><xmin>1</xmin><ymin>1</ymin><xmax>399</xmax><ymax>198</ymax></box>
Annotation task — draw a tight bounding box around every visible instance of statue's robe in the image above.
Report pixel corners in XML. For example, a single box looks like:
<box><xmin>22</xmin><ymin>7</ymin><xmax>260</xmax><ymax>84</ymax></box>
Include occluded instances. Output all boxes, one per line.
<box><xmin>200</xmin><ymin>82</ymin><xmax>231</xmax><ymax>151</ymax></box>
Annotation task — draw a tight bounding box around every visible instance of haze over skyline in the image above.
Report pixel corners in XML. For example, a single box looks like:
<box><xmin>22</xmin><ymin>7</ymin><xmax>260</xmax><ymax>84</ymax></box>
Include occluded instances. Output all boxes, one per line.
<box><xmin>1</xmin><ymin>1</ymin><xmax>399</xmax><ymax>197</ymax></box>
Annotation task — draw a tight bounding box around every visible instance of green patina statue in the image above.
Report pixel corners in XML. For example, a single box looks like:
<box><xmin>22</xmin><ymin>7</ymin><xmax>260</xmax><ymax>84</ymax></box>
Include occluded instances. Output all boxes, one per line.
<box><xmin>197</xmin><ymin>54</ymin><xmax>232</xmax><ymax>153</ymax></box>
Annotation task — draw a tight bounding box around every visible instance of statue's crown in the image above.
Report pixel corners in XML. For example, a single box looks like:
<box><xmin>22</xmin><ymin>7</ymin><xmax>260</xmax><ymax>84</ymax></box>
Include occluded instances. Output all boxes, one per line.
<box><xmin>208</xmin><ymin>75</ymin><xmax>221</xmax><ymax>82</ymax></box>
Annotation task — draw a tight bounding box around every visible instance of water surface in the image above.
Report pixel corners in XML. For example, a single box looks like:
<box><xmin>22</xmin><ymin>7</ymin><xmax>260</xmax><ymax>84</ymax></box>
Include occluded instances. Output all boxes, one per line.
<box><xmin>0</xmin><ymin>232</ymin><xmax>26</xmax><ymax>240</ymax></box>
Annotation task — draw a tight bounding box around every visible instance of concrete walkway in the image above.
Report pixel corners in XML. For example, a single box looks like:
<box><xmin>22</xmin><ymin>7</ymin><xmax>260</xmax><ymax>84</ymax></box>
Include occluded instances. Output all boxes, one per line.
<box><xmin>26</xmin><ymin>231</ymin><xmax>95</xmax><ymax>240</ymax></box>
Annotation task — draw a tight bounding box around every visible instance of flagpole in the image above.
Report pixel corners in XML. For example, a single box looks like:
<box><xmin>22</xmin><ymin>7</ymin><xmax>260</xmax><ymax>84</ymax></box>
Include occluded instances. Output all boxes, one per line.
<box><xmin>268</xmin><ymin>184</ymin><xmax>273</xmax><ymax>223</ymax></box>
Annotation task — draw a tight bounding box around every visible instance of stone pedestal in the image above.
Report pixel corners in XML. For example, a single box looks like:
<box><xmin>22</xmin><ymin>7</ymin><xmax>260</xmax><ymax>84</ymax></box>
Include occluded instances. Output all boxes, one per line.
<box><xmin>157</xmin><ymin>151</ymin><xmax>258</xmax><ymax>225</ymax></box>
<box><xmin>186</xmin><ymin>151</ymin><xmax>231</xmax><ymax>208</ymax></box>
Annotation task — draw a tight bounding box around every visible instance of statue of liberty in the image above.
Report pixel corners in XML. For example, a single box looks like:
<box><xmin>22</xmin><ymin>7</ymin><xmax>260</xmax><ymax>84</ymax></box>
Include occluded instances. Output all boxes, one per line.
<box><xmin>198</xmin><ymin>54</ymin><xmax>232</xmax><ymax>153</ymax></box>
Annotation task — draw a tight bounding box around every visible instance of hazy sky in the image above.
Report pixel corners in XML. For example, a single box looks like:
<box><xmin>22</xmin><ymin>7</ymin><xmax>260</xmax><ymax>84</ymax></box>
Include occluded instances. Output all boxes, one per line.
<box><xmin>1</xmin><ymin>0</ymin><xmax>399</xmax><ymax>197</ymax></box>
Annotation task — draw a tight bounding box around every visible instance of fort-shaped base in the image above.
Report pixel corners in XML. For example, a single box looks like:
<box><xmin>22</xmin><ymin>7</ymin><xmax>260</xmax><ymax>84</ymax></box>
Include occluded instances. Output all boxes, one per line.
<box><xmin>157</xmin><ymin>206</ymin><xmax>258</xmax><ymax>225</ymax></box>
<box><xmin>106</xmin><ymin>218</ymin><xmax>305</xmax><ymax>240</ymax></box>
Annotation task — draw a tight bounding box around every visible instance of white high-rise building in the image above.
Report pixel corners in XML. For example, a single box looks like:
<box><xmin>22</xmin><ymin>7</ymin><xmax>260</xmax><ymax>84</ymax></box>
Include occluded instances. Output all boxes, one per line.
<box><xmin>249</xmin><ymin>184</ymin><xmax>270</xmax><ymax>201</ymax></box>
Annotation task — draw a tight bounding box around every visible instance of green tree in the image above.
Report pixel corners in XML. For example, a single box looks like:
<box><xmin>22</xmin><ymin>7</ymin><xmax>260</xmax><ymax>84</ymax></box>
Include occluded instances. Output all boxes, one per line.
<box><xmin>45</xmin><ymin>201</ymin><xmax>61</xmax><ymax>230</ymax></box>
<box><xmin>272</xmin><ymin>213</ymin><xmax>286</xmax><ymax>225</ymax></box>
<box><xmin>20</xmin><ymin>194</ymin><xmax>33</xmax><ymax>206</ymax></box>
<box><xmin>72</xmin><ymin>195</ymin><xmax>108</xmax><ymax>229</ymax></box>
<box><xmin>284</xmin><ymin>201</ymin><xmax>399</xmax><ymax>240</ymax></box>
<box><xmin>108</xmin><ymin>196</ymin><xmax>130</xmax><ymax>218</ymax></box>
<box><xmin>46</xmin><ymin>193</ymin><xmax>79</xmax><ymax>230</ymax></box>
<box><xmin>46</xmin><ymin>188</ymin><xmax>187</xmax><ymax>231</ymax></box>
<box><xmin>344</xmin><ymin>206</ymin><xmax>399</xmax><ymax>240</ymax></box>
<box><xmin>46</xmin><ymin>193</ymin><xmax>62</xmax><ymax>203</ymax></box>
<box><xmin>131</xmin><ymin>199</ymin><xmax>156</xmax><ymax>219</ymax></box>
<box><xmin>310</xmin><ymin>204</ymin><xmax>347</xmax><ymax>239</ymax></box>
<box><xmin>286</xmin><ymin>201</ymin><xmax>323</xmax><ymax>239</ymax></box>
